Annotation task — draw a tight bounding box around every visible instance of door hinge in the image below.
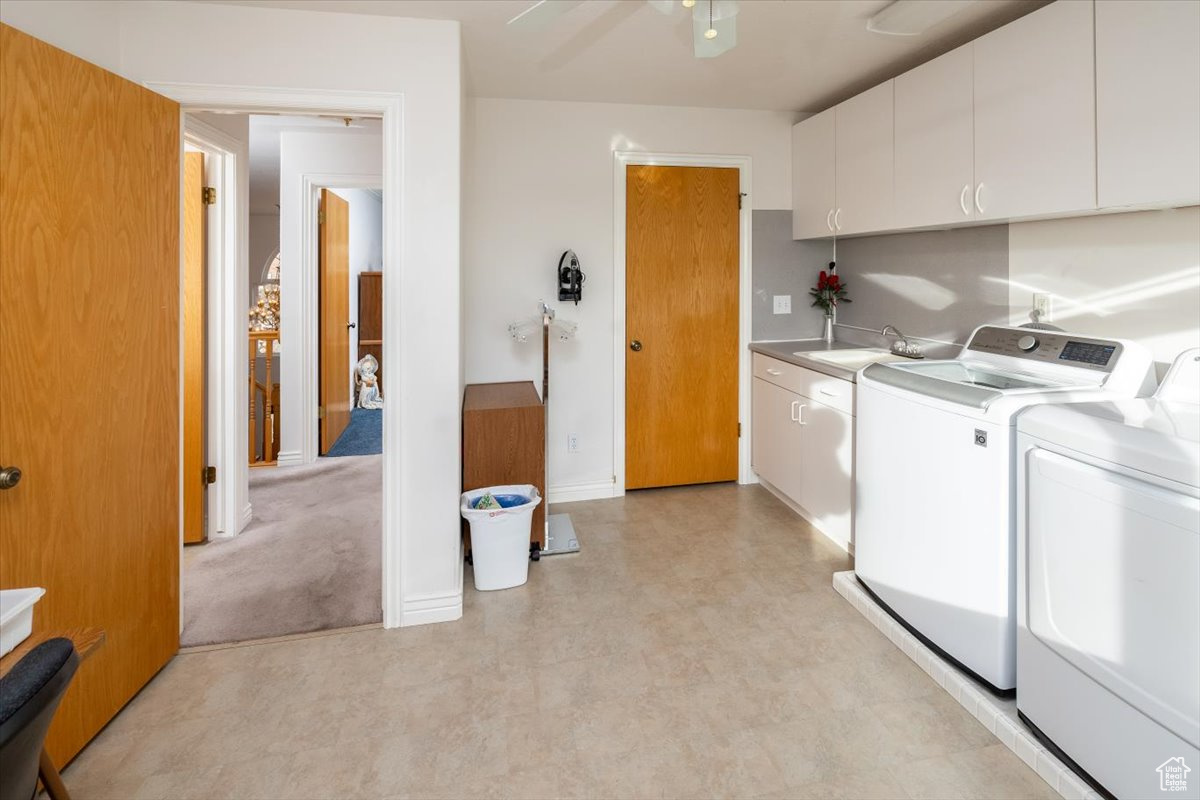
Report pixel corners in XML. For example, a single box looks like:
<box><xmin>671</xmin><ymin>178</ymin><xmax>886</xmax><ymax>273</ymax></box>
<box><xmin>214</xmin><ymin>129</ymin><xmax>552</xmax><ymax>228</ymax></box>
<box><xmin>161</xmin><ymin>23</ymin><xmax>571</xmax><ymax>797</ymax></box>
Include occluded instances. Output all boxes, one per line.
<box><xmin>738</xmin><ymin>422</ymin><xmax>742</xmax><ymax>438</ymax></box>
<box><xmin>738</xmin><ymin>192</ymin><xmax>747</xmax><ymax>210</ymax></box>
<box><xmin>202</xmin><ymin>186</ymin><xmax>217</xmax><ymax>205</ymax></box>
<box><xmin>318</xmin><ymin>405</ymin><xmax>326</xmax><ymax>419</ymax></box>
<box><xmin>203</xmin><ymin>465</ymin><xmax>217</xmax><ymax>484</ymax></box>
<box><xmin>318</xmin><ymin>210</ymin><xmax>325</xmax><ymax>225</ymax></box>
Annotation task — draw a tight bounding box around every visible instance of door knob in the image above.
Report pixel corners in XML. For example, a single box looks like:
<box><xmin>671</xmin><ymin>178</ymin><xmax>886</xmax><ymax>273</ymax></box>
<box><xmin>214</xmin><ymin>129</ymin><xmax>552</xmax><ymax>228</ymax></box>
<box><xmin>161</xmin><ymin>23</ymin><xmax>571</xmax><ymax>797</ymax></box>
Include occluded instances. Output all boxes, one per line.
<box><xmin>630</xmin><ymin>340</ymin><xmax>642</xmax><ymax>352</ymax></box>
<box><xmin>347</xmin><ymin>322</ymin><xmax>357</xmax><ymax>330</ymax></box>
<box><xmin>0</xmin><ymin>466</ymin><xmax>22</xmax><ymax>490</ymax></box>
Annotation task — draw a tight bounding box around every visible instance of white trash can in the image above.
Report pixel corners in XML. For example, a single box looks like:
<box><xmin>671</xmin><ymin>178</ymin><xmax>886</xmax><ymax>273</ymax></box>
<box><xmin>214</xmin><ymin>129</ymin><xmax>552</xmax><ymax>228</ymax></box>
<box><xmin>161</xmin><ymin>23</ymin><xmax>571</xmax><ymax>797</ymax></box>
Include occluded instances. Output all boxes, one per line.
<box><xmin>461</xmin><ymin>485</ymin><xmax>541</xmax><ymax>591</ymax></box>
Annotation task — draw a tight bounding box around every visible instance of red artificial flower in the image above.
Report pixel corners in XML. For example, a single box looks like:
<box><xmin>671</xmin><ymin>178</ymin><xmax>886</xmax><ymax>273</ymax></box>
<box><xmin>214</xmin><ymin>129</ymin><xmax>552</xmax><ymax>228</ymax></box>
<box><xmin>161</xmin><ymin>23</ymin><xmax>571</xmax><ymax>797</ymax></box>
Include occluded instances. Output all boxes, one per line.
<box><xmin>818</xmin><ymin>270</ymin><xmax>828</xmax><ymax>289</ymax></box>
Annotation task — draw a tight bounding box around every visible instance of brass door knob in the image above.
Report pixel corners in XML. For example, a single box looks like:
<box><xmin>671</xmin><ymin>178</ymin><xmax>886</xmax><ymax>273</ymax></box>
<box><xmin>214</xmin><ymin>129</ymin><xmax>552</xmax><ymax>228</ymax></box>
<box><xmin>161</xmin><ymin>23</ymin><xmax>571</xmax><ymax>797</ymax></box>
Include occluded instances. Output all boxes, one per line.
<box><xmin>0</xmin><ymin>466</ymin><xmax>22</xmax><ymax>490</ymax></box>
<box><xmin>630</xmin><ymin>340</ymin><xmax>643</xmax><ymax>352</ymax></box>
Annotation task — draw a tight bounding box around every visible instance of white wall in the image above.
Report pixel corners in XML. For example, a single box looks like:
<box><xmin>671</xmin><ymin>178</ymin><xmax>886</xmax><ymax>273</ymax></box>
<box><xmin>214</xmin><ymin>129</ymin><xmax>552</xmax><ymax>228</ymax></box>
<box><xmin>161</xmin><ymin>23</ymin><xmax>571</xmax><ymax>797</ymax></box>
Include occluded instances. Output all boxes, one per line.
<box><xmin>330</xmin><ymin>188</ymin><xmax>384</xmax><ymax>391</ymax></box>
<box><xmin>463</xmin><ymin>97</ymin><xmax>797</xmax><ymax>497</ymax></box>
<box><xmin>278</xmin><ymin>130</ymin><xmax>382</xmax><ymax>461</ymax></box>
<box><xmin>2</xmin><ymin>0</ymin><xmax>464</xmax><ymax>627</ymax></box>
<box><xmin>1008</xmin><ymin>206</ymin><xmax>1200</xmax><ymax>376</ymax></box>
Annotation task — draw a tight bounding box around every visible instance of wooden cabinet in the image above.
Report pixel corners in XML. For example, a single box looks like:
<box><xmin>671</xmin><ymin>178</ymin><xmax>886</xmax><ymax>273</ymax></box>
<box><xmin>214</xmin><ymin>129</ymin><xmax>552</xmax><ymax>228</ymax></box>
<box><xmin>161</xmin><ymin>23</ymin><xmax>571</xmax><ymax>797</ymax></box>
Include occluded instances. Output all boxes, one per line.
<box><xmin>973</xmin><ymin>0</ymin><xmax>1095</xmax><ymax>220</ymax></box>
<box><xmin>1096</xmin><ymin>0</ymin><xmax>1200</xmax><ymax>209</ymax></box>
<box><xmin>358</xmin><ymin>271</ymin><xmax>383</xmax><ymax>386</ymax></box>
<box><xmin>791</xmin><ymin>108</ymin><xmax>836</xmax><ymax>240</ymax></box>
<box><xmin>894</xmin><ymin>45</ymin><xmax>976</xmax><ymax>229</ymax></box>
<box><xmin>462</xmin><ymin>381</ymin><xmax>545</xmax><ymax>550</ymax></box>
<box><xmin>752</xmin><ymin>355</ymin><xmax>854</xmax><ymax>551</ymax></box>
<box><xmin>834</xmin><ymin>80</ymin><xmax>895</xmax><ymax>236</ymax></box>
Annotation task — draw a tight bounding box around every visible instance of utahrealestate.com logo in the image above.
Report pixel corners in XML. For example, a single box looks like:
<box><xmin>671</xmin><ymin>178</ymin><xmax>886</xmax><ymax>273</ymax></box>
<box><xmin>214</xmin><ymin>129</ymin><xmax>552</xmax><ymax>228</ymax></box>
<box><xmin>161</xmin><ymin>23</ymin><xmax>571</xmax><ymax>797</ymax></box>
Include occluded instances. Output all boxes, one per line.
<box><xmin>1157</xmin><ymin>757</ymin><xmax>1191</xmax><ymax>793</ymax></box>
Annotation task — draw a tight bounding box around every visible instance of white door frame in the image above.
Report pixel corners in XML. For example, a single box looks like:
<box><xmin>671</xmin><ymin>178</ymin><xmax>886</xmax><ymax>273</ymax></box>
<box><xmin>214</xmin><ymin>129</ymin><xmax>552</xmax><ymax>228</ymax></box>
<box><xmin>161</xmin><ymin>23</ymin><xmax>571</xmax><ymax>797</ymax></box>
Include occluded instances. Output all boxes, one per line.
<box><xmin>612</xmin><ymin>151</ymin><xmax>755</xmax><ymax>494</ymax></box>
<box><xmin>153</xmin><ymin>83</ymin><xmax>406</xmax><ymax>629</ymax></box>
<box><xmin>300</xmin><ymin>175</ymin><xmax>382</xmax><ymax>464</ymax></box>
<box><xmin>182</xmin><ymin>115</ymin><xmax>247</xmax><ymax>543</ymax></box>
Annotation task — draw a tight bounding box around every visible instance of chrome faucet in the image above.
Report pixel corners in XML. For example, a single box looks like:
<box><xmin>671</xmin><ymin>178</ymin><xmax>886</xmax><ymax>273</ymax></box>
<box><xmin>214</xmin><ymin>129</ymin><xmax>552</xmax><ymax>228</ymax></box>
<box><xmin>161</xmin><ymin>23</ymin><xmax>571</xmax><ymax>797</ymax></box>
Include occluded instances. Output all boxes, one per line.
<box><xmin>881</xmin><ymin>324</ymin><xmax>924</xmax><ymax>358</ymax></box>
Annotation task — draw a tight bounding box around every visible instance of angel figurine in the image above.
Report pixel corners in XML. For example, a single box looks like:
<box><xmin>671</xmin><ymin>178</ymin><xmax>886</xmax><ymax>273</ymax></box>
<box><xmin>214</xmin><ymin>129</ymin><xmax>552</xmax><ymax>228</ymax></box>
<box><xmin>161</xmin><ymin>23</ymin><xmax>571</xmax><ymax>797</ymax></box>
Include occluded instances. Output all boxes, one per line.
<box><xmin>355</xmin><ymin>354</ymin><xmax>384</xmax><ymax>409</ymax></box>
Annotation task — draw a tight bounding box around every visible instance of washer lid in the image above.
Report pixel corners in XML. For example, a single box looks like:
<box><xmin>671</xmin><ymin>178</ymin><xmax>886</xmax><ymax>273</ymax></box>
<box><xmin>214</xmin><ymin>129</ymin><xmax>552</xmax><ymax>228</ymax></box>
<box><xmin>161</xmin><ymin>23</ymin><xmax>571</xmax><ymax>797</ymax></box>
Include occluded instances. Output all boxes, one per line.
<box><xmin>862</xmin><ymin>360</ymin><xmax>1068</xmax><ymax>410</ymax></box>
<box><xmin>1019</xmin><ymin>400</ymin><xmax>1200</xmax><ymax>489</ymax></box>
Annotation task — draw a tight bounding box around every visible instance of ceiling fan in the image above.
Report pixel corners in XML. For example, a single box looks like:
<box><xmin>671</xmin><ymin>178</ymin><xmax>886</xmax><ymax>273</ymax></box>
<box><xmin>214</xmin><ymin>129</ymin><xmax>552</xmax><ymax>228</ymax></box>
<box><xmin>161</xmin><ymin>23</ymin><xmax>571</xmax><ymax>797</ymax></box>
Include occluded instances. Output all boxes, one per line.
<box><xmin>508</xmin><ymin>0</ymin><xmax>740</xmax><ymax>59</ymax></box>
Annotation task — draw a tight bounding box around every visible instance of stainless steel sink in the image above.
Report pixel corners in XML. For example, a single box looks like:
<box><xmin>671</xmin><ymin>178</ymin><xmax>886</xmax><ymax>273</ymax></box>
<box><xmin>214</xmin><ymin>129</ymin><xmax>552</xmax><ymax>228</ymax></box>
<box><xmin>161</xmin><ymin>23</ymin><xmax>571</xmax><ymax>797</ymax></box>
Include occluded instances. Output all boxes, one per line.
<box><xmin>795</xmin><ymin>348</ymin><xmax>909</xmax><ymax>372</ymax></box>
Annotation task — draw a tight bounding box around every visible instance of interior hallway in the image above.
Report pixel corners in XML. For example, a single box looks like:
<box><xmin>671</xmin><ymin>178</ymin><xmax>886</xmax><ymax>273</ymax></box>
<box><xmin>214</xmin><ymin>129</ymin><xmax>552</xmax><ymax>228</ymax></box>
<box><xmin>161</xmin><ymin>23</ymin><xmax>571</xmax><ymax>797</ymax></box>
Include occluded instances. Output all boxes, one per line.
<box><xmin>181</xmin><ymin>454</ymin><xmax>383</xmax><ymax>646</ymax></box>
<box><xmin>76</xmin><ymin>485</ymin><xmax>1054</xmax><ymax>799</ymax></box>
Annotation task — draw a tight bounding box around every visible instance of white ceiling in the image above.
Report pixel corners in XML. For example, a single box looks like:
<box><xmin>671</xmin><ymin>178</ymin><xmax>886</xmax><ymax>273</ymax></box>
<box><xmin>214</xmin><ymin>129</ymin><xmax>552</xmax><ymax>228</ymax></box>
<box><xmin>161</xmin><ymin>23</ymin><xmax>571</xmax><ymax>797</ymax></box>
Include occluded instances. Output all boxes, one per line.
<box><xmin>208</xmin><ymin>0</ymin><xmax>1045</xmax><ymax>112</ymax></box>
<box><xmin>242</xmin><ymin>114</ymin><xmax>382</xmax><ymax>215</ymax></box>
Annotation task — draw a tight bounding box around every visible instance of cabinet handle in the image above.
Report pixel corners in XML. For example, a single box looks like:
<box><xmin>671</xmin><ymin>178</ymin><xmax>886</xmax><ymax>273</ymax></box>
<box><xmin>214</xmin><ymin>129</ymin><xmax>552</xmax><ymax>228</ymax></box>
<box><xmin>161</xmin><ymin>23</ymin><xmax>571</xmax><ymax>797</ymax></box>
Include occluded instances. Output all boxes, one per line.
<box><xmin>826</xmin><ymin>209</ymin><xmax>834</xmax><ymax>232</ymax></box>
<box><xmin>974</xmin><ymin>182</ymin><xmax>985</xmax><ymax>214</ymax></box>
<box><xmin>959</xmin><ymin>184</ymin><xmax>971</xmax><ymax>216</ymax></box>
<box><xmin>819</xmin><ymin>387</ymin><xmax>838</xmax><ymax>397</ymax></box>
<box><xmin>833</xmin><ymin>208</ymin><xmax>842</xmax><ymax>231</ymax></box>
<box><xmin>790</xmin><ymin>400</ymin><xmax>800</xmax><ymax>422</ymax></box>
<box><xmin>766</xmin><ymin>368</ymin><xmax>783</xmax><ymax>376</ymax></box>
<box><xmin>797</xmin><ymin>403</ymin><xmax>807</xmax><ymax>425</ymax></box>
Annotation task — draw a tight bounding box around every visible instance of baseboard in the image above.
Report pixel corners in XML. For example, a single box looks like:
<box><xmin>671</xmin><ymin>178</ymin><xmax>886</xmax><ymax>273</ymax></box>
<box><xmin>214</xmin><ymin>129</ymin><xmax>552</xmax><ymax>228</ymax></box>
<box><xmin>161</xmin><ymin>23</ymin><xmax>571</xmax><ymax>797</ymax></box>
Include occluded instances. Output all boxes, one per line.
<box><xmin>400</xmin><ymin>591</ymin><xmax>462</xmax><ymax>627</ymax></box>
<box><xmin>757</xmin><ymin>476</ymin><xmax>851</xmax><ymax>555</ymax></box>
<box><xmin>276</xmin><ymin>450</ymin><xmax>304</xmax><ymax>466</ymax></box>
<box><xmin>547</xmin><ymin>480</ymin><xmax>617</xmax><ymax>504</ymax></box>
<box><xmin>240</xmin><ymin>503</ymin><xmax>252</xmax><ymax>531</ymax></box>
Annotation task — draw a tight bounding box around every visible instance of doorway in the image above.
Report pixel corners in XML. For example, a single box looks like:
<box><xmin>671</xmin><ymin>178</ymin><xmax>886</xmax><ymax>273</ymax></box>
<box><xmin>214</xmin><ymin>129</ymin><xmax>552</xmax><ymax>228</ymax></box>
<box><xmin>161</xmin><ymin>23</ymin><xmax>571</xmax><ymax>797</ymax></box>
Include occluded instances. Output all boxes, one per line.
<box><xmin>180</xmin><ymin>111</ymin><xmax>386</xmax><ymax>647</ymax></box>
<box><xmin>619</xmin><ymin>160</ymin><xmax>749</xmax><ymax>491</ymax></box>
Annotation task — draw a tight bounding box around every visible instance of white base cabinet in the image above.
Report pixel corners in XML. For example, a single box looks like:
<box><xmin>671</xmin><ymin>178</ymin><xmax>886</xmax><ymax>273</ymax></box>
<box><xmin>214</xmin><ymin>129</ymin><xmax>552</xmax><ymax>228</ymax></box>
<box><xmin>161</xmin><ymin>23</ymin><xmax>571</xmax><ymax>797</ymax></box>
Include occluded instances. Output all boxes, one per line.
<box><xmin>752</xmin><ymin>355</ymin><xmax>854</xmax><ymax>552</ymax></box>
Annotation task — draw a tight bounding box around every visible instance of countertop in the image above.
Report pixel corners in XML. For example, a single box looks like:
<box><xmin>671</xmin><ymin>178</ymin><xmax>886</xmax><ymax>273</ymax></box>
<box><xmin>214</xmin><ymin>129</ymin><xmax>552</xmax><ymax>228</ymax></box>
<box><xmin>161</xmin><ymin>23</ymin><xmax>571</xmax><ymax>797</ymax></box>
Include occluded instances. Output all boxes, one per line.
<box><xmin>749</xmin><ymin>340</ymin><xmax>867</xmax><ymax>382</ymax></box>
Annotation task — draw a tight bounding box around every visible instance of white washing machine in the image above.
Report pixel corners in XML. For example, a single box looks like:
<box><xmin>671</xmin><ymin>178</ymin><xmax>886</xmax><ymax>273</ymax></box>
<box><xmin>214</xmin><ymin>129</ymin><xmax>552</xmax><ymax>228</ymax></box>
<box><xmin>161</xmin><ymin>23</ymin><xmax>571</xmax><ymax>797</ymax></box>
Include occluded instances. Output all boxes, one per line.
<box><xmin>1016</xmin><ymin>349</ymin><xmax>1200</xmax><ymax>800</ymax></box>
<box><xmin>854</xmin><ymin>325</ymin><xmax>1154</xmax><ymax>692</ymax></box>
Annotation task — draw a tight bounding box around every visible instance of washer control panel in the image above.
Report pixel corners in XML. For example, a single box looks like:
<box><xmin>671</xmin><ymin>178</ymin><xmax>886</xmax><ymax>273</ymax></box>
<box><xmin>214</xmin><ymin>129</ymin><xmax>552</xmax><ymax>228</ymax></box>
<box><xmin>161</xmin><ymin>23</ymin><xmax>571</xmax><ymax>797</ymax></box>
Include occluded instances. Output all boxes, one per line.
<box><xmin>966</xmin><ymin>326</ymin><xmax>1122</xmax><ymax>372</ymax></box>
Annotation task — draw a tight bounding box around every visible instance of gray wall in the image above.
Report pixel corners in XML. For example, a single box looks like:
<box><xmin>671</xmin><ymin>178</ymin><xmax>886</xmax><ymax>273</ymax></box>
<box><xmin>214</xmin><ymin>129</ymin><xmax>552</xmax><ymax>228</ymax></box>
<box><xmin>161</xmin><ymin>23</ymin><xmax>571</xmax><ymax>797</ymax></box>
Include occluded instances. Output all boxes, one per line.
<box><xmin>833</xmin><ymin>224</ymin><xmax>1010</xmax><ymax>346</ymax></box>
<box><xmin>752</xmin><ymin>210</ymin><xmax>834</xmax><ymax>341</ymax></box>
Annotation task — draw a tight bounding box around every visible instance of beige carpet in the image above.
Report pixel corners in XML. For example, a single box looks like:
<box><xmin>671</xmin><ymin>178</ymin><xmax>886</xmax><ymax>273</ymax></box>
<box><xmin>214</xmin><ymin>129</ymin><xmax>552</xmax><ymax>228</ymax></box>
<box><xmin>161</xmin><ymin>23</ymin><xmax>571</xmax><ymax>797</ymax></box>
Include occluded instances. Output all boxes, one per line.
<box><xmin>181</xmin><ymin>454</ymin><xmax>383</xmax><ymax>647</ymax></box>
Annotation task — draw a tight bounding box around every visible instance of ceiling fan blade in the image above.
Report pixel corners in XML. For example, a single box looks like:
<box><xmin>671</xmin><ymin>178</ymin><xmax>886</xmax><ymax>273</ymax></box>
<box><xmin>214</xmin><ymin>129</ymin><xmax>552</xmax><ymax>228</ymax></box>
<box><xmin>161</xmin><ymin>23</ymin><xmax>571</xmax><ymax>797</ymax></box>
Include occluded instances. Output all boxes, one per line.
<box><xmin>507</xmin><ymin>0</ymin><xmax>584</xmax><ymax>29</ymax></box>
<box><xmin>692</xmin><ymin>0</ymin><xmax>738</xmax><ymax>58</ymax></box>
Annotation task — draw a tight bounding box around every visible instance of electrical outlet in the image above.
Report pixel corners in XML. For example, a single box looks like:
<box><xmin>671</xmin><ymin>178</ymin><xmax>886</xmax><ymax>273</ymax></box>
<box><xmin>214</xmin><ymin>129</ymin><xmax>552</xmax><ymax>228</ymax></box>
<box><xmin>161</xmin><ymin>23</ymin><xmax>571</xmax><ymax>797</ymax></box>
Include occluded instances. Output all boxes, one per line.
<box><xmin>567</xmin><ymin>433</ymin><xmax>579</xmax><ymax>453</ymax></box>
<box><xmin>773</xmin><ymin>294</ymin><xmax>792</xmax><ymax>315</ymax></box>
<box><xmin>1033</xmin><ymin>293</ymin><xmax>1052</xmax><ymax>322</ymax></box>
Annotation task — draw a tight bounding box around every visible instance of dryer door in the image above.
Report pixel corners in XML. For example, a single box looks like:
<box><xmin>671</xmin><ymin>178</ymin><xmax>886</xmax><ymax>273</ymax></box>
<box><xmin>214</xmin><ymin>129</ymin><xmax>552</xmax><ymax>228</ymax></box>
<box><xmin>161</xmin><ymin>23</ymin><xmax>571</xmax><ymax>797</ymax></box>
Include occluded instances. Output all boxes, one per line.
<box><xmin>1026</xmin><ymin>448</ymin><xmax>1200</xmax><ymax>748</ymax></box>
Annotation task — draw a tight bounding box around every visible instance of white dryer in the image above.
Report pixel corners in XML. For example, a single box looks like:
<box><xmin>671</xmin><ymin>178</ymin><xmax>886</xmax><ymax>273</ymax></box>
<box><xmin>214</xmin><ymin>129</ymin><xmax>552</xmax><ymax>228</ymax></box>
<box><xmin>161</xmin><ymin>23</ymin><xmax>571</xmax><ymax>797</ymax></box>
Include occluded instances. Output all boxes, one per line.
<box><xmin>1017</xmin><ymin>349</ymin><xmax>1200</xmax><ymax>800</ymax></box>
<box><xmin>854</xmin><ymin>325</ymin><xmax>1154</xmax><ymax>692</ymax></box>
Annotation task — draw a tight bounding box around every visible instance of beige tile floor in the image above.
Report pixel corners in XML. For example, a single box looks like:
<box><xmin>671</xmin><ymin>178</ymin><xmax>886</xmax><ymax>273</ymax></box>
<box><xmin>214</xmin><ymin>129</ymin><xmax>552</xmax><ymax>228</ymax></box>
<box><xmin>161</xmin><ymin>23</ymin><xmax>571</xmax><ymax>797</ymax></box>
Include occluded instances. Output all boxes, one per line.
<box><xmin>62</xmin><ymin>484</ymin><xmax>1058</xmax><ymax>800</ymax></box>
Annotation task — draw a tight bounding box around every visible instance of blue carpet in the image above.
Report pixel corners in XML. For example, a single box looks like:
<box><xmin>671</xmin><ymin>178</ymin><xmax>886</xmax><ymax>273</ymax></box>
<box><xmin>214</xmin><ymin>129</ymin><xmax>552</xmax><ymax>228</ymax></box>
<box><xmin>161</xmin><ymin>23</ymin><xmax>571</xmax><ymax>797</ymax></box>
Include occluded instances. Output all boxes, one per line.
<box><xmin>325</xmin><ymin>408</ymin><xmax>382</xmax><ymax>457</ymax></box>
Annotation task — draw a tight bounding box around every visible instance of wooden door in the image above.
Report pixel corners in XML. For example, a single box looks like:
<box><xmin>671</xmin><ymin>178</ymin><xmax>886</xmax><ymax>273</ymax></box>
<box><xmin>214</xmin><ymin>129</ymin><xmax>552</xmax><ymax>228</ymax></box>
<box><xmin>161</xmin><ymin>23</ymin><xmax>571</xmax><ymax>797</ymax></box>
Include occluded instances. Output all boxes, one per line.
<box><xmin>0</xmin><ymin>24</ymin><xmax>180</xmax><ymax>765</ymax></box>
<box><xmin>625</xmin><ymin>165</ymin><xmax>739</xmax><ymax>490</ymax></box>
<box><xmin>182</xmin><ymin>151</ymin><xmax>206</xmax><ymax>543</ymax></box>
<box><xmin>791</xmin><ymin>109</ymin><xmax>836</xmax><ymax>239</ymax></box>
<box><xmin>973</xmin><ymin>0</ymin><xmax>1095</xmax><ymax>220</ymax></box>
<box><xmin>834</xmin><ymin>80</ymin><xmax>895</xmax><ymax>235</ymax></box>
<box><xmin>319</xmin><ymin>189</ymin><xmax>351</xmax><ymax>453</ymax></box>
<box><xmin>894</xmin><ymin>45</ymin><xmax>975</xmax><ymax>229</ymax></box>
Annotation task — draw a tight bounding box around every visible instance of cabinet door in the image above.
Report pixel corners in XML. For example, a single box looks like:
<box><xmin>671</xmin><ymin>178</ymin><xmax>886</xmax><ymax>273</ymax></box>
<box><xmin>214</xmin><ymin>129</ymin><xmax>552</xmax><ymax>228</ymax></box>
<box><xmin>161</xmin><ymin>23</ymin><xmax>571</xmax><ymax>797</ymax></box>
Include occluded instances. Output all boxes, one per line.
<box><xmin>798</xmin><ymin>398</ymin><xmax>854</xmax><ymax>552</ymax></box>
<box><xmin>752</xmin><ymin>377</ymin><xmax>803</xmax><ymax>500</ymax></box>
<box><xmin>895</xmin><ymin>45</ymin><xmax>975</xmax><ymax>228</ymax></box>
<box><xmin>835</xmin><ymin>80</ymin><xmax>894</xmax><ymax>235</ymax></box>
<box><xmin>791</xmin><ymin>109</ymin><xmax>836</xmax><ymax>240</ymax></box>
<box><xmin>1096</xmin><ymin>0</ymin><xmax>1200</xmax><ymax>209</ymax></box>
<box><xmin>973</xmin><ymin>0</ymin><xmax>1095</xmax><ymax>221</ymax></box>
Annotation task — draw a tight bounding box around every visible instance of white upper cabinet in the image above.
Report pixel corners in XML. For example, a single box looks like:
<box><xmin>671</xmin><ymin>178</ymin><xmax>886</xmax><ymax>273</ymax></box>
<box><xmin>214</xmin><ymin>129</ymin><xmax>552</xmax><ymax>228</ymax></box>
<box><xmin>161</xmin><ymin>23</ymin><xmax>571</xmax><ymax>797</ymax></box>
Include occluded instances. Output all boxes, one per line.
<box><xmin>791</xmin><ymin>108</ymin><xmax>836</xmax><ymax>239</ymax></box>
<box><xmin>973</xmin><ymin>0</ymin><xmax>1096</xmax><ymax>220</ymax></box>
<box><xmin>894</xmin><ymin>45</ymin><xmax>975</xmax><ymax>229</ymax></box>
<box><xmin>834</xmin><ymin>80</ymin><xmax>895</xmax><ymax>235</ymax></box>
<box><xmin>1095</xmin><ymin>0</ymin><xmax>1200</xmax><ymax>209</ymax></box>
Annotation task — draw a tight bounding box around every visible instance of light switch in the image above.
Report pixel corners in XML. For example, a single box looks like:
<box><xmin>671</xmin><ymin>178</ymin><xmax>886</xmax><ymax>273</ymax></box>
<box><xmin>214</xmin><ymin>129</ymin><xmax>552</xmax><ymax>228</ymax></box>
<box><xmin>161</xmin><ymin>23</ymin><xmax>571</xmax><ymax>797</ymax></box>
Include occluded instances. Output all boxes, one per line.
<box><xmin>773</xmin><ymin>295</ymin><xmax>792</xmax><ymax>315</ymax></box>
